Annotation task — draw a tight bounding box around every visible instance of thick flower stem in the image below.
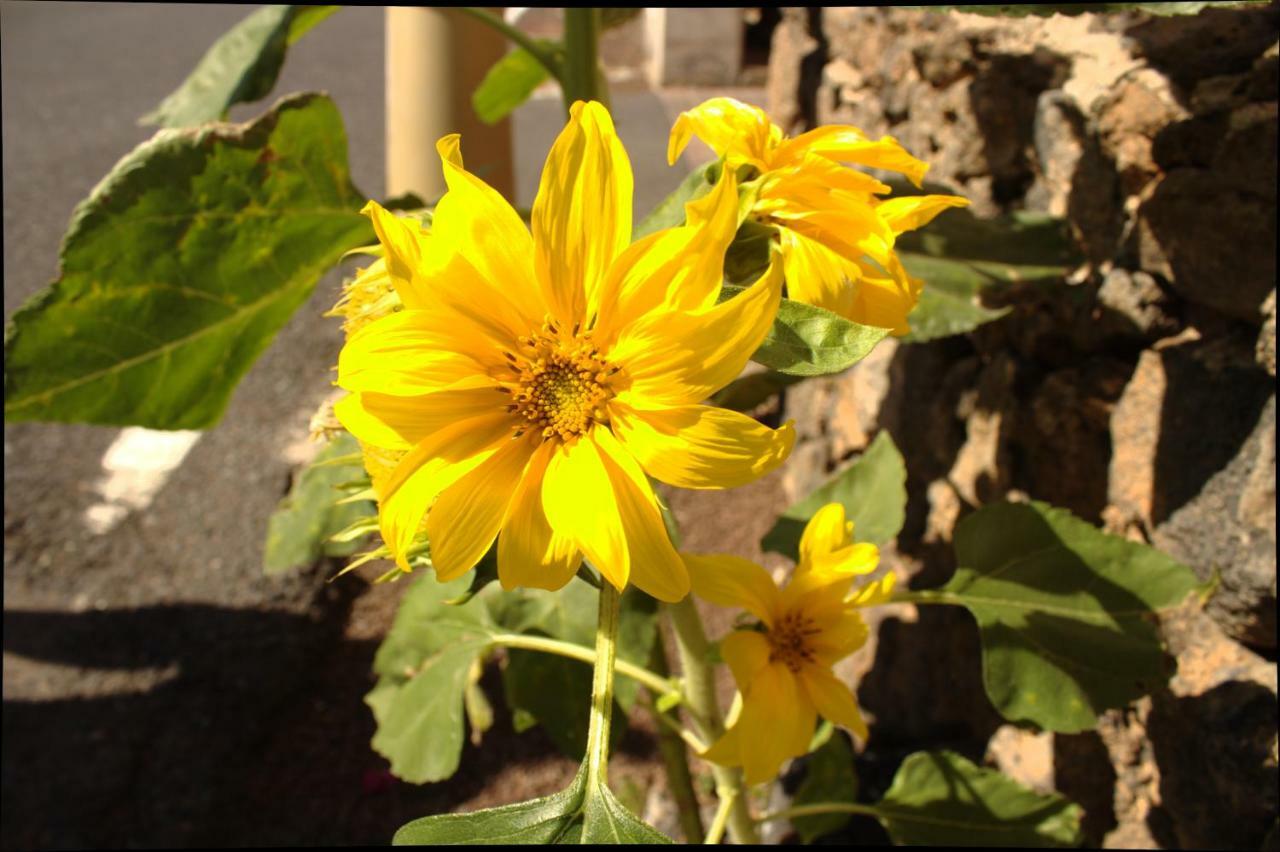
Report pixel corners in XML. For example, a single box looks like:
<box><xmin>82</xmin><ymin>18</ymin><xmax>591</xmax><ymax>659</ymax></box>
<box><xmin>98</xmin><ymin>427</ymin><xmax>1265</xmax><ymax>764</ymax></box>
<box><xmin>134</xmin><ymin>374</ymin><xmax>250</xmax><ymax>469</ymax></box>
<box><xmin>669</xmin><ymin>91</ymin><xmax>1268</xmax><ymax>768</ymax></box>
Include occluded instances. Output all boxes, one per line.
<box><xmin>648</xmin><ymin>641</ymin><xmax>707</xmax><ymax>843</ymax></box>
<box><xmin>666</xmin><ymin>597</ymin><xmax>760</xmax><ymax>844</ymax></box>
<box><xmin>584</xmin><ymin>581</ymin><xmax>622</xmax><ymax>792</ymax></box>
<box><xmin>561</xmin><ymin>8</ymin><xmax>607</xmax><ymax>111</ymax></box>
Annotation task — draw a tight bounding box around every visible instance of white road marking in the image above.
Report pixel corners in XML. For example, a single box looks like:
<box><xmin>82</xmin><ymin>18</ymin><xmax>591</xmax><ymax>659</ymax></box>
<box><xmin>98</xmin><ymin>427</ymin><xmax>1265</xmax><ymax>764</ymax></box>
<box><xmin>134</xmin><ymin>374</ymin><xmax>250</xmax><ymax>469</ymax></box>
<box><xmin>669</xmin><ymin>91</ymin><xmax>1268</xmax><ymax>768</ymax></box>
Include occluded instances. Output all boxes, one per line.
<box><xmin>83</xmin><ymin>427</ymin><xmax>203</xmax><ymax>535</ymax></box>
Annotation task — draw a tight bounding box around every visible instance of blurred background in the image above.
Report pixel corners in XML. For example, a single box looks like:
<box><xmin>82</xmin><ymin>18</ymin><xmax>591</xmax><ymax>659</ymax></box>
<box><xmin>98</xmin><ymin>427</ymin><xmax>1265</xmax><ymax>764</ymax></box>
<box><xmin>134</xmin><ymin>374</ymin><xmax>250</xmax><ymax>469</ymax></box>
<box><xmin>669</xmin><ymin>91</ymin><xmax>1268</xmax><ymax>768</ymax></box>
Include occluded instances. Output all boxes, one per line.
<box><xmin>2</xmin><ymin>4</ymin><xmax>1276</xmax><ymax>848</ymax></box>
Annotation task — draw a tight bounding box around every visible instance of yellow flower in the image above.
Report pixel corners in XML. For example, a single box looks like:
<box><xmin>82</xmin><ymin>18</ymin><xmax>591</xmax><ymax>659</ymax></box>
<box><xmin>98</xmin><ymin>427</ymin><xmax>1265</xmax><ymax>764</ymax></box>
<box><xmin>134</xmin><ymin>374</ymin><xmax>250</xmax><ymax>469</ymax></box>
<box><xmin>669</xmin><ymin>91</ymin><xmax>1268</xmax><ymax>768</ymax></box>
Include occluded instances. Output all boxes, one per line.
<box><xmin>683</xmin><ymin>503</ymin><xmax>895</xmax><ymax>784</ymax></box>
<box><xmin>668</xmin><ymin>97</ymin><xmax>970</xmax><ymax>335</ymax></box>
<box><xmin>333</xmin><ymin>101</ymin><xmax>795</xmax><ymax>602</ymax></box>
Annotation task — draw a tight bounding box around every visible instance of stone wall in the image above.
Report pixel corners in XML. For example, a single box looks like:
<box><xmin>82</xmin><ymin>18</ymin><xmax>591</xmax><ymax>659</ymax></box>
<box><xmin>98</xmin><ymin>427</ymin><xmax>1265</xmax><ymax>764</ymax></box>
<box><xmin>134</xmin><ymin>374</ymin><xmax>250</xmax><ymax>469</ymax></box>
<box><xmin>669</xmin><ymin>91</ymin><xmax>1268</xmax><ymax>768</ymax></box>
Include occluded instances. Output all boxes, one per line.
<box><xmin>768</xmin><ymin>6</ymin><xmax>1277</xmax><ymax>848</ymax></box>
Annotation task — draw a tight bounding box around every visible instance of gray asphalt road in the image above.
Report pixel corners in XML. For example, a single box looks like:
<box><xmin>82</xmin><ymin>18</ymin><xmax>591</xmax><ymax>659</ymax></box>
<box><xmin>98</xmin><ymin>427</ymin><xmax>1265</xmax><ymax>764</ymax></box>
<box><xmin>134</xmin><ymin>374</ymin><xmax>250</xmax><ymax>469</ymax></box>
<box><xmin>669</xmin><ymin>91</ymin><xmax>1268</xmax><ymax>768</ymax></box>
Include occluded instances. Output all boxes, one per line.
<box><xmin>1</xmin><ymin>4</ymin><xmax>755</xmax><ymax>845</ymax></box>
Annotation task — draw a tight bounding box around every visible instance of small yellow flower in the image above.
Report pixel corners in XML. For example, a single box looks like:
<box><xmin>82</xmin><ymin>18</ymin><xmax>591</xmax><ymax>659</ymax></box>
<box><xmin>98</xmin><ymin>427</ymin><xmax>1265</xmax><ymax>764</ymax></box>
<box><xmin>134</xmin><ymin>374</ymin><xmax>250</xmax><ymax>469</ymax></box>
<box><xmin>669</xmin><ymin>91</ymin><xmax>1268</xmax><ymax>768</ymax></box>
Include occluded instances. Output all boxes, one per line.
<box><xmin>683</xmin><ymin>503</ymin><xmax>895</xmax><ymax>784</ymax></box>
<box><xmin>668</xmin><ymin>97</ymin><xmax>969</xmax><ymax>335</ymax></box>
<box><xmin>333</xmin><ymin>101</ymin><xmax>795</xmax><ymax>602</ymax></box>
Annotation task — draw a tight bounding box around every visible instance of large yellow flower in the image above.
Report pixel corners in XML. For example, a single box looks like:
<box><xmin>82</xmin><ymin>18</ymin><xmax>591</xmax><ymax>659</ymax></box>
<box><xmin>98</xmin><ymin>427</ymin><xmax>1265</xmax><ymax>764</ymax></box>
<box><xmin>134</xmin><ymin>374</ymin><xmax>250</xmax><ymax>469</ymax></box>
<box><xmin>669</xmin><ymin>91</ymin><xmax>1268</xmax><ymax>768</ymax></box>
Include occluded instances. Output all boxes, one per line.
<box><xmin>668</xmin><ymin>97</ymin><xmax>969</xmax><ymax>334</ymax></box>
<box><xmin>683</xmin><ymin>503</ymin><xmax>895</xmax><ymax>784</ymax></box>
<box><xmin>333</xmin><ymin>101</ymin><xmax>795</xmax><ymax>602</ymax></box>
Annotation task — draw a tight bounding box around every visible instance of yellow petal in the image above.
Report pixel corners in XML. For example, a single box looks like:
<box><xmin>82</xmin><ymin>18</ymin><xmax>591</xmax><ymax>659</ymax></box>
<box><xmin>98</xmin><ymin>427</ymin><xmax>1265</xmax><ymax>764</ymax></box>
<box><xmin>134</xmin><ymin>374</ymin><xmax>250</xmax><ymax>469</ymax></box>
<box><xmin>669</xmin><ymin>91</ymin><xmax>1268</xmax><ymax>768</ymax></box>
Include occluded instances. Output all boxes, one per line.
<box><xmin>737</xmin><ymin>663</ymin><xmax>815</xmax><ymax>785</ymax></box>
<box><xmin>667</xmin><ymin>97</ymin><xmax>777</xmax><ymax>168</ymax></box>
<box><xmin>798</xmin><ymin>503</ymin><xmax>852</xmax><ymax>566</ymax></box>
<box><xmin>876</xmin><ymin>194</ymin><xmax>970</xmax><ymax>235</ymax></box>
<box><xmin>432</xmin><ymin>135</ymin><xmax>544</xmax><ymax>325</ymax></box>
<box><xmin>777</xmin><ymin>228</ymin><xmax>860</xmax><ymax>318</ymax></box>
<box><xmin>720</xmin><ymin>629</ymin><xmax>772</xmax><ymax>689</ymax></box>
<box><xmin>800</xmin><ymin>667</ymin><xmax>868</xmax><ymax>741</ymax></box>
<box><xmin>594</xmin><ymin>168</ymin><xmax>739</xmax><ymax>341</ymax></box>
<box><xmin>334</xmin><ymin>386</ymin><xmax>504</xmax><ymax>450</ymax></box>
<box><xmin>541</xmin><ymin>432</ymin><xmax>629</xmax><ymax>590</ymax></box>
<box><xmin>775</xmin><ymin>207</ymin><xmax>895</xmax><ymax>272</ymax></box>
<box><xmin>808</xmin><ymin>542</ymin><xmax>880</xmax><ymax>580</ymax></box>
<box><xmin>848</xmin><ymin>572</ymin><xmax>897</xmax><ymax>607</ymax></box>
<box><xmin>808</xmin><ymin>609</ymin><xmax>870</xmax><ymax>665</ymax></box>
<box><xmin>593</xmin><ymin>427</ymin><xmax>689</xmax><ymax>602</ymax></box>
<box><xmin>609</xmin><ymin>403</ymin><xmax>795</xmax><ymax>490</ymax></box>
<box><xmin>700</xmin><ymin>717</ymin><xmax>744</xmax><ymax>768</ymax></box>
<box><xmin>611</xmin><ymin>256</ymin><xmax>783</xmax><ymax>408</ymax></box>
<box><xmin>497</xmin><ymin>441</ymin><xmax>582</xmax><ymax>592</ymax></box>
<box><xmin>427</xmin><ymin>434</ymin><xmax>537</xmax><ymax>581</ymax></box>
<box><xmin>531</xmin><ymin>100</ymin><xmax>633</xmax><ymax>325</ymax></box>
<box><xmin>777</xmin><ymin>126</ymin><xmax>929</xmax><ymax>187</ymax></box>
<box><xmin>361</xmin><ymin>201</ymin><xmax>433</xmax><ymax>310</ymax></box>
<box><xmin>337</xmin><ymin>309</ymin><xmax>490</xmax><ymax>395</ymax></box>
<box><xmin>376</xmin><ymin>413</ymin><xmax>512</xmax><ymax>570</ymax></box>
<box><xmin>847</xmin><ymin>256</ymin><xmax>922</xmax><ymax>336</ymax></box>
<box><xmin>681</xmin><ymin>552</ymin><xmax>779</xmax><ymax>626</ymax></box>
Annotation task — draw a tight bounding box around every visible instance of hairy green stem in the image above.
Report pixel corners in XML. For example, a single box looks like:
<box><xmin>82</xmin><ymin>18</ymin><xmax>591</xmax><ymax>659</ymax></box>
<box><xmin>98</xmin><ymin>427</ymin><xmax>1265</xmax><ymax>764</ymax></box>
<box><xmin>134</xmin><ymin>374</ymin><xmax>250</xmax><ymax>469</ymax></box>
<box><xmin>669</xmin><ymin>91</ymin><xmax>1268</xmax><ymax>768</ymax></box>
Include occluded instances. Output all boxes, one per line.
<box><xmin>888</xmin><ymin>589</ymin><xmax>954</xmax><ymax>606</ymax></box>
<box><xmin>584</xmin><ymin>582</ymin><xmax>621</xmax><ymax>791</ymax></box>
<box><xmin>648</xmin><ymin>641</ymin><xmax>707</xmax><ymax>842</ymax></box>
<box><xmin>755</xmin><ymin>801</ymin><xmax>881</xmax><ymax>824</ymax></box>
<box><xmin>704</xmin><ymin>787</ymin><xmax>737</xmax><ymax>845</ymax></box>
<box><xmin>666</xmin><ymin>597</ymin><xmax>760</xmax><ymax>844</ymax></box>
<box><xmin>561</xmin><ymin>8</ymin><xmax>605</xmax><ymax>111</ymax></box>
<box><xmin>488</xmin><ymin>632</ymin><xmax>677</xmax><ymax>699</ymax></box>
<box><xmin>454</xmin><ymin>7</ymin><xmax>561</xmax><ymax>80</ymax></box>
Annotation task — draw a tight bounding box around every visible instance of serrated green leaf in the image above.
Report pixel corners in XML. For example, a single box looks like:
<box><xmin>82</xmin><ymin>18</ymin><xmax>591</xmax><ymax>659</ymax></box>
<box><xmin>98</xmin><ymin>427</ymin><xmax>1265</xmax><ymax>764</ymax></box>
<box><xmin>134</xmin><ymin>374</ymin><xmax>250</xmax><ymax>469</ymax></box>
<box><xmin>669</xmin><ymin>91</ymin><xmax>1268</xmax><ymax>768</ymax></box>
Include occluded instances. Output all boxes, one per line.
<box><xmin>580</xmin><ymin>781</ymin><xmax>670</xmax><ymax>844</ymax></box>
<box><xmin>792</xmin><ymin>732</ymin><xmax>859</xmax><ymax>843</ymax></box>
<box><xmin>874</xmin><ymin>751</ymin><xmax>1083</xmax><ymax>846</ymax></box>
<box><xmin>937</xmin><ymin>2</ymin><xmax>1261</xmax><ymax>17</ymax></box>
<box><xmin>140</xmin><ymin>6</ymin><xmax>338</xmax><ymax>128</ymax></box>
<box><xmin>762</xmin><ymin>430</ymin><xmax>907</xmax><ymax>559</ymax></box>
<box><xmin>632</xmin><ymin>163</ymin><xmax>716</xmax><ymax>239</ymax></box>
<box><xmin>935</xmin><ymin>500</ymin><xmax>1198</xmax><ymax>732</ymax></box>
<box><xmin>367</xmin><ymin>574</ymin><xmax>499</xmax><ymax>783</ymax></box>
<box><xmin>263</xmin><ymin>432</ymin><xmax>374</xmax><ymax>573</ymax></box>
<box><xmin>718</xmin><ymin>285</ymin><xmax>892</xmax><ymax>377</ymax></box>
<box><xmin>395</xmin><ymin>766</ymin><xmax>589</xmax><ymax>845</ymax></box>
<box><xmin>473</xmin><ymin>43</ymin><xmax>556</xmax><ymax>125</ymax></box>
<box><xmin>4</xmin><ymin>94</ymin><xmax>372</xmax><ymax>429</ymax></box>
<box><xmin>393</xmin><ymin>762</ymin><xmax>670</xmax><ymax>845</ymax></box>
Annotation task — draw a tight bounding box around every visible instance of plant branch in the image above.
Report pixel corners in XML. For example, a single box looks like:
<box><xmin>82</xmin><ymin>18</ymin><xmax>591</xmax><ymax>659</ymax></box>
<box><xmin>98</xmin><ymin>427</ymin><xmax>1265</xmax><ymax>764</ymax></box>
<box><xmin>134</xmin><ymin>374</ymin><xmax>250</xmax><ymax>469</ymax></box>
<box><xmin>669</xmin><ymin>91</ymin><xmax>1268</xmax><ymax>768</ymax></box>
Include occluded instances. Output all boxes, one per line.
<box><xmin>488</xmin><ymin>632</ymin><xmax>677</xmax><ymax>699</ymax></box>
<box><xmin>648</xmin><ymin>641</ymin><xmax>707</xmax><ymax>843</ymax></box>
<box><xmin>666</xmin><ymin>597</ymin><xmax>760</xmax><ymax>844</ymax></box>
<box><xmin>454</xmin><ymin>7</ymin><xmax>561</xmax><ymax>81</ymax></box>
<box><xmin>584</xmin><ymin>581</ymin><xmax>621</xmax><ymax>791</ymax></box>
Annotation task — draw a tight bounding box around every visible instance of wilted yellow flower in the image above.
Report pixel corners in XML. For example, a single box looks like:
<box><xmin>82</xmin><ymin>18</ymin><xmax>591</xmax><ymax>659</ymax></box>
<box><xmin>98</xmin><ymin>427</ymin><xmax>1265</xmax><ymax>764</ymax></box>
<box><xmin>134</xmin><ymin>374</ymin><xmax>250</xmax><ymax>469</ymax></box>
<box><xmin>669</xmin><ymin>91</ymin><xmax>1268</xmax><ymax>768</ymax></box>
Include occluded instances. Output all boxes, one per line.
<box><xmin>668</xmin><ymin>97</ymin><xmax>969</xmax><ymax>334</ymax></box>
<box><xmin>684</xmin><ymin>503</ymin><xmax>895</xmax><ymax>784</ymax></box>
<box><xmin>334</xmin><ymin>101</ymin><xmax>795</xmax><ymax>602</ymax></box>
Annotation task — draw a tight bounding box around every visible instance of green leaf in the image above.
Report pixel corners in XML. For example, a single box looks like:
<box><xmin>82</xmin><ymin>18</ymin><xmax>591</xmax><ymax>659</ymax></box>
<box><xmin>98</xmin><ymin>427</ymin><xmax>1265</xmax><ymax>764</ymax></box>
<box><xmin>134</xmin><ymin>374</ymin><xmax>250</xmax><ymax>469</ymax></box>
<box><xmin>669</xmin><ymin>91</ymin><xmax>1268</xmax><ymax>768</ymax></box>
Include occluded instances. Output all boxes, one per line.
<box><xmin>792</xmin><ymin>732</ymin><xmax>859</xmax><ymax>842</ymax></box>
<box><xmin>140</xmin><ymin>6</ymin><xmax>338</xmax><ymax>128</ymax></box>
<box><xmin>936</xmin><ymin>2</ymin><xmax>1263</xmax><ymax>17</ymax></box>
<box><xmin>493</xmin><ymin>582</ymin><xmax>658</xmax><ymax>756</ymax></box>
<box><xmin>4</xmin><ymin>94</ymin><xmax>372</xmax><ymax>429</ymax></box>
<box><xmin>395</xmin><ymin>766</ymin><xmax>589</xmax><ymax>845</ymax></box>
<box><xmin>473</xmin><ymin>42</ymin><xmax>557</xmax><ymax>125</ymax></box>
<box><xmin>580</xmin><ymin>781</ymin><xmax>670</xmax><ymax>844</ymax></box>
<box><xmin>632</xmin><ymin>163</ymin><xmax>715</xmax><ymax>239</ymax></box>
<box><xmin>936</xmin><ymin>500</ymin><xmax>1198</xmax><ymax>732</ymax></box>
<box><xmin>263</xmin><ymin>432</ymin><xmax>374</xmax><ymax>573</ymax></box>
<box><xmin>899</xmin><ymin>259</ymin><xmax>1012</xmax><ymax>343</ymax></box>
<box><xmin>762</xmin><ymin>430</ymin><xmax>907</xmax><ymax>559</ymax></box>
<box><xmin>874</xmin><ymin>751</ymin><xmax>1083</xmax><ymax>846</ymax></box>
<box><xmin>367</xmin><ymin>574</ymin><xmax>499</xmax><ymax>783</ymax></box>
<box><xmin>718</xmin><ymin>286</ymin><xmax>892</xmax><ymax>377</ymax></box>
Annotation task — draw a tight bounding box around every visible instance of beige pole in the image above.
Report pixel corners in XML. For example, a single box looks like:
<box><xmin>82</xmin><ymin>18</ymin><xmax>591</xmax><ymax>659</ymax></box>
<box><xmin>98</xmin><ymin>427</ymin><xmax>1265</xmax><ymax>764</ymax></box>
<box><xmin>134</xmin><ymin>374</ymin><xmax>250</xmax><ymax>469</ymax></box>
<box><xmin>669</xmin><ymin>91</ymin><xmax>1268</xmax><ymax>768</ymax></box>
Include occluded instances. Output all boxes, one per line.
<box><xmin>385</xmin><ymin>7</ymin><xmax>515</xmax><ymax>203</ymax></box>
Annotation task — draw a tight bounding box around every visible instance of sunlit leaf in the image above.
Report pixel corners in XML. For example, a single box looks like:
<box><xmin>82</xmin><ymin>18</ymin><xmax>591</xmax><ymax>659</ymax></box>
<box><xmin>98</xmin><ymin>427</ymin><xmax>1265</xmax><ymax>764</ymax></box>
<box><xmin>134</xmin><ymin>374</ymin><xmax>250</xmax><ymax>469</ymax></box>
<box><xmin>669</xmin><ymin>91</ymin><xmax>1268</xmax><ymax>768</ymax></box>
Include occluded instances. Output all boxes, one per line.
<box><xmin>472</xmin><ymin>41</ymin><xmax>558</xmax><ymax>125</ymax></box>
<box><xmin>4</xmin><ymin>94</ymin><xmax>372</xmax><ymax>429</ymax></box>
<box><xmin>263</xmin><ymin>432</ymin><xmax>374</xmax><ymax>573</ymax></box>
<box><xmin>367</xmin><ymin>575</ymin><xmax>498</xmax><ymax>783</ymax></box>
<box><xmin>762</xmin><ymin>430</ymin><xmax>907</xmax><ymax>559</ymax></box>
<box><xmin>874</xmin><ymin>751</ymin><xmax>1083</xmax><ymax>846</ymax></box>
<box><xmin>935</xmin><ymin>500</ymin><xmax>1199</xmax><ymax>732</ymax></box>
<box><xmin>140</xmin><ymin>6</ymin><xmax>339</xmax><ymax>127</ymax></box>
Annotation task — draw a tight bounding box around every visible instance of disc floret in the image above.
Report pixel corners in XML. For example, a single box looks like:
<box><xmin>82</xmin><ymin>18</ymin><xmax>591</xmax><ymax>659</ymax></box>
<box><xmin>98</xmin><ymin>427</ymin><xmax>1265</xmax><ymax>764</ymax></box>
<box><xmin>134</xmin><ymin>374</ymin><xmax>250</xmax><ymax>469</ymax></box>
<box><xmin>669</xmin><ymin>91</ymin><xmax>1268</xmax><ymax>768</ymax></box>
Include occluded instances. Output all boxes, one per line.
<box><xmin>503</xmin><ymin>317</ymin><xmax>620</xmax><ymax>442</ymax></box>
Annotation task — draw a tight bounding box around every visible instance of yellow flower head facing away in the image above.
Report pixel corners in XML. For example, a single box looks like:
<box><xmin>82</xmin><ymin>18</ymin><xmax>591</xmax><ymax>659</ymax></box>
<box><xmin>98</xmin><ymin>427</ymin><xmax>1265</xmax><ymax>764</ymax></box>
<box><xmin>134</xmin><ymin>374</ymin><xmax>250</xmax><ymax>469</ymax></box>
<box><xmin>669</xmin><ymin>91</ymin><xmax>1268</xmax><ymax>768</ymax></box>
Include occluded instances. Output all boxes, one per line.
<box><xmin>668</xmin><ymin>97</ymin><xmax>970</xmax><ymax>335</ymax></box>
<box><xmin>683</xmin><ymin>503</ymin><xmax>896</xmax><ymax>785</ymax></box>
<box><xmin>333</xmin><ymin>101</ymin><xmax>796</xmax><ymax>602</ymax></box>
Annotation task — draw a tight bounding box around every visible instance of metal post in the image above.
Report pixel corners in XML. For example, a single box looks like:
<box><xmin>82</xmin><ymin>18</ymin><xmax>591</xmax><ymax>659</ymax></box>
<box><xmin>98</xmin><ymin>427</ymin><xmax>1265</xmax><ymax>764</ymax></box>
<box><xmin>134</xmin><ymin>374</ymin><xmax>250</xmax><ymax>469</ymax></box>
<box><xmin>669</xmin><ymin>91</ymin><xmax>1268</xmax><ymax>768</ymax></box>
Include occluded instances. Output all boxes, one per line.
<box><xmin>385</xmin><ymin>7</ymin><xmax>515</xmax><ymax>202</ymax></box>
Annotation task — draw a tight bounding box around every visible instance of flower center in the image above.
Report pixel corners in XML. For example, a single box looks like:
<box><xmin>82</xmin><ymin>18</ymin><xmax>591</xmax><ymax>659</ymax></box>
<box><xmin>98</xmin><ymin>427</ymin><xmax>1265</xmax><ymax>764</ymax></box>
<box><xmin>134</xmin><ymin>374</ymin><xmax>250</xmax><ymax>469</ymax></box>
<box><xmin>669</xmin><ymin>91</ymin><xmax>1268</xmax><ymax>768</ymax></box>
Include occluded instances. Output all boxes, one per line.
<box><xmin>500</xmin><ymin>317</ymin><xmax>619</xmax><ymax>443</ymax></box>
<box><xmin>767</xmin><ymin>611</ymin><xmax>821</xmax><ymax>673</ymax></box>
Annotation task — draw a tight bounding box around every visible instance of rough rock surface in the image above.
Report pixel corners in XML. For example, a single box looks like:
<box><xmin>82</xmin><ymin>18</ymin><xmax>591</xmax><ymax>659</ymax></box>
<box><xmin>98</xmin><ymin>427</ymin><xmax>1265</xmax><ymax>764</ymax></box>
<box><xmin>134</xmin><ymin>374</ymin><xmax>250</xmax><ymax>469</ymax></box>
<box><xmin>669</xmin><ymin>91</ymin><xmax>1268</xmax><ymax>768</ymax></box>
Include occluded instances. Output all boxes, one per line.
<box><xmin>769</xmin><ymin>5</ymin><xmax>1278</xmax><ymax>848</ymax></box>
